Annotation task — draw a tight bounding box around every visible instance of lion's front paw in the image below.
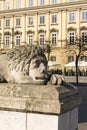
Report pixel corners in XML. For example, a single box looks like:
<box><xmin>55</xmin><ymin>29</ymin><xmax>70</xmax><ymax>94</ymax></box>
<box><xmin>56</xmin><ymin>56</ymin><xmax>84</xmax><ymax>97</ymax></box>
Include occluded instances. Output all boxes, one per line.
<box><xmin>49</xmin><ymin>74</ymin><xmax>65</xmax><ymax>85</ymax></box>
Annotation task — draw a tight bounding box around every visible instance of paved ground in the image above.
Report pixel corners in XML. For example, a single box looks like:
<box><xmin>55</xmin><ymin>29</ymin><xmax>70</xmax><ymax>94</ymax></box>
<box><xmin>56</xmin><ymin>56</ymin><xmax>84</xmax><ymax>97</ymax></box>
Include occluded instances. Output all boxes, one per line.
<box><xmin>65</xmin><ymin>76</ymin><xmax>87</xmax><ymax>130</ymax></box>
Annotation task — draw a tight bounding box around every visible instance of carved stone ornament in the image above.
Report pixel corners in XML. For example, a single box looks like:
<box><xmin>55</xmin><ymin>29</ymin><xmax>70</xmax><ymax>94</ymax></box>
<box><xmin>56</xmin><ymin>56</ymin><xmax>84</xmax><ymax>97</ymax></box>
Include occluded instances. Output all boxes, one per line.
<box><xmin>0</xmin><ymin>45</ymin><xmax>65</xmax><ymax>85</ymax></box>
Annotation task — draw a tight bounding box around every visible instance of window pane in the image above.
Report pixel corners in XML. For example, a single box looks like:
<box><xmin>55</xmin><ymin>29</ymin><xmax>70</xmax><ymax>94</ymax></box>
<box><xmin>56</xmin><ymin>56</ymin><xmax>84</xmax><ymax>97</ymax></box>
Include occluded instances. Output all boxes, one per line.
<box><xmin>68</xmin><ymin>56</ymin><xmax>74</xmax><ymax>63</ymax></box>
<box><xmin>51</xmin><ymin>56</ymin><xmax>56</xmax><ymax>61</ymax></box>
<box><xmin>69</xmin><ymin>32</ymin><xmax>75</xmax><ymax>44</ymax></box>
<box><xmin>82</xmin><ymin>32</ymin><xmax>87</xmax><ymax>44</ymax></box>
<box><xmin>69</xmin><ymin>12</ymin><xmax>75</xmax><ymax>22</ymax></box>
<box><xmin>5</xmin><ymin>1</ymin><xmax>10</xmax><ymax>9</ymax></box>
<box><xmin>28</xmin><ymin>17</ymin><xmax>33</xmax><ymax>25</ymax></box>
<box><xmin>28</xmin><ymin>35</ymin><xmax>33</xmax><ymax>45</ymax></box>
<box><xmin>16</xmin><ymin>35</ymin><xmax>20</xmax><ymax>45</ymax></box>
<box><xmin>40</xmin><ymin>0</ymin><xmax>44</xmax><ymax>6</ymax></box>
<box><xmin>40</xmin><ymin>16</ymin><xmax>45</xmax><ymax>24</ymax></box>
<box><xmin>5</xmin><ymin>36</ymin><xmax>10</xmax><ymax>45</ymax></box>
<box><xmin>52</xmin><ymin>0</ymin><xmax>57</xmax><ymax>4</ymax></box>
<box><xmin>16</xmin><ymin>18</ymin><xmax>21</xmax><ymax>26</ymax></box>
<box><xmin>16</xmin><ymin>0</ymin><xmax>21</xmax><ymax>8</ymax></box>
<box><xmin>52</xmin><ymin>33</ymin><xmax>57</xmax><ymax>44</ymax></box>
<box><xmin>40</xmin><ymin>34</ymin><xmax>44</xmax><ymax>45</ymax></box>
<box><xmin>82</xmin><ymin>12</ymin><xmax>87</xmax><ymax>21</ymax></box>
<box><xmin>52</xmin><ymin>15</ymin><xmax>57</xmax><ymax>23</ymax></box>
<box><xmin>5</xmin><ymin>19</ymin><xmax>10</xmax><ymax>27</ymax></box>
<box><xmin>29</xmin><ymin>0</ymin><xmax>33</xmax><ymax>7</ymax></box>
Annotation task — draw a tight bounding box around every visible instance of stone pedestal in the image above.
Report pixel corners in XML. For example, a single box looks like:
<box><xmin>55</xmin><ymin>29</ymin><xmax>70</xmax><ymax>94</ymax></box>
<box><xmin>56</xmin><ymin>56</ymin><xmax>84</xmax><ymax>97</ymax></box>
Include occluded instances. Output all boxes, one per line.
<box><xmin>0</xmin><ymin>83</ymin><xmax>81</xmax><ymax>130</ymax></box>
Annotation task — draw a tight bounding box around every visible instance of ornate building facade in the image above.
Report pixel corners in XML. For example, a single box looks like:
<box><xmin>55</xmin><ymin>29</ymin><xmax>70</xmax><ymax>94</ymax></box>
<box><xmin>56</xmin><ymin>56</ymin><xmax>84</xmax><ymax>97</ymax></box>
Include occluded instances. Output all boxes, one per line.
<box><xmin>0</xmin><ymin>0</ymin><xmax>87</xmax><ymax>71</ymax></box>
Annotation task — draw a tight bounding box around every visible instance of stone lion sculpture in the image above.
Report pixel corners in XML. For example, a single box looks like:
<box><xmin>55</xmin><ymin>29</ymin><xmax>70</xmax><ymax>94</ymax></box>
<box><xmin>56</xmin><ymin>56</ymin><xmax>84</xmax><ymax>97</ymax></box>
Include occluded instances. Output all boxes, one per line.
<box><xmin>0</xmin><ymin>45</ymin><xmax>65</xmax><ymax>85</ymax></box>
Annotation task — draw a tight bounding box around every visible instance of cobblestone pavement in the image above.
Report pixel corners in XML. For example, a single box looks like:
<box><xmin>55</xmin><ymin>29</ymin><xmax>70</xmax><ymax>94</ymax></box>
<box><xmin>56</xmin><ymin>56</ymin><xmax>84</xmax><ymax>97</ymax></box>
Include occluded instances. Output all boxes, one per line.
<box><xmin>65</xmin><ymin>76</ymin><xmax>87</xmax><ymax>130</ymax></box>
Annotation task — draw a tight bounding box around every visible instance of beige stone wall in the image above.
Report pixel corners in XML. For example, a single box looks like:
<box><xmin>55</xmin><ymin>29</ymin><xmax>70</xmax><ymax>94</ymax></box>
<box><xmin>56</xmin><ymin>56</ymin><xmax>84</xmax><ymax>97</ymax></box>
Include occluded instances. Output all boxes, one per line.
<box><xmin>0</xmin><ymin>0</ymin><xmax>87</xmax><ymax>71</ymax></box>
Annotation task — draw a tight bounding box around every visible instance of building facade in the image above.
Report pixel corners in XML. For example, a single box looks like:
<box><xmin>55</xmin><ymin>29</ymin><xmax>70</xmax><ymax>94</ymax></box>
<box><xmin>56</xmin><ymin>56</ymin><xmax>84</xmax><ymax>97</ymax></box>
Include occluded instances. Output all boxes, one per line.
<box><xmin>0</xmin><ymin>0</ymin><xmax>87</xmax><ymax>71</ymax></box>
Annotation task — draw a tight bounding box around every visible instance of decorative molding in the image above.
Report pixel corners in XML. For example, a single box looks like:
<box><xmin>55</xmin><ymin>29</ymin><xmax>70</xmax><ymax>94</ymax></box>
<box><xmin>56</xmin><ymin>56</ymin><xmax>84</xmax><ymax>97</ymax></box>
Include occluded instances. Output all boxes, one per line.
<box><xmin>14</xmin><ymin>31</ymin><xmax>22</xmax><ymax>35</ymax></box>
<box><xmin>50</xmin><ymin>28</ymin><xmax>59</xmax><ymax>32</ymax></box>
<box><xmin>4</xmin><ymin>31</ymin><xmax>11</xmax><ymax>35</ymax></box>
<box><xmin>67</xmin><ymin>27</ymin><xmax>77</xmax><ymax>31</ymax></box>
<box><xmin>27</xmin><ymin>30</ymin><xmax>35</xmax><ymax>34</ymax></box>
<box><xmin>38</xmin><ymin>29</ymin><xmax>46</xmax><ymax>33</ymax></box>
<box><xmin>80</xmin><ymin>26</ymin><xmax>87</xmax><ymax>30</ymax></box>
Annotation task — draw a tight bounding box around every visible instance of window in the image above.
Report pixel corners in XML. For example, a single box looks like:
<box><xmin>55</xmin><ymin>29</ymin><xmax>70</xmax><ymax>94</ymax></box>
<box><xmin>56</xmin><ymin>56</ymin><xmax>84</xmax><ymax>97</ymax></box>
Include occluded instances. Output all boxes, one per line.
<box><xmin>40</xmin><ymin>16</ymin><xmax>45</xmax><ymax>25</ymax></box>
<box><xmin>28</xmin><ymin>17</ymin><xmax>33</xmax><ymax>25</ymax></box>
<box><xmin>40</xmin><ymin>0</ymin><xmax>44</xmax><ymax>6</ymax></box>
<box><xmin>5</xmin><ymin>19</ymin><xmax>10</xmax><ymax>27</ymax></box>
<box><xmin>51</xmin><ymin>14</ymin><xmax>57</xmax><ymax>23</ymax></box>
<box><xmin>69</xmin><ymin>0</ymin><xmax>74</xmax><ymax>2</ymax></box>
<box><xmin>69</xmin><ymin>32</ymin><xmax>75</xmax><ymax>44</ymax></box>
<box><xmin>5</xmin><ymin>35</ymin><xmax>10</xmax><ymax>45</ymax></box>
<box><xmin>51</xmin><ymin>33</ymin><xmax>57</xmax><ymax>45</ymax></box>
<box><xmin>82</xmin><ymin>32</ymin><xmax>87</xmax><ymax>44</ymax></box>
<box><xmin>0</xmin><ymin>35</ymin><xmax>1</xmax><ymax>44</ymax></box>
<box><xmin>68</xmin><ymin>56</ymin><xmax>74</xmax><ymax>63</ymax></box>
<box><xmin>5</xmin><ymin>1</ymin><xmax>10</xmax><ymax>9</ymax></box>
<box><xmin>29</xmin><ymin>0</ymin><xmax>33</xmax><ymax>7</ymax></box>
<box><xmin>28</xmin><ymin>35</ymin><xmax>33</xmax><ymax>45</ymax></box>
<box><xmin>52</xmin><ymin>0</ymin><xmax>57</xmax><ymax>4</ymax></box>
<box><xmin>16</xmin><ymin>0</ymin><xmax>21</xmax><ymax>9</ymax></box>
<box><xmin>82</xmin><ymin>11</ymin><xmax>87</xmax><ymax>21</ymax></box>
<box><xmin>69</xmin><ymin>12</ymin><xmax>75</xmax><ymax>22</ymax></box>
<box><xmin>39</xmin><ymin>34</ymin><xmax>44</xmax><ymax>45</ymax></box>
<box><xmin>81</xmin><ymin>56</ymin><xmax>87</xmax><ymax>62</ymax></box>
<box><xmin>16</xmin><ymin>35</ymin><xmax>20</xmax><ymax>46</ymax></box>
<box><xmin>16</xmin><ymin>18</ymin><xmax>21</xmax><ymax>26</ymax></box>
<box><xmin>51</xmin><ymin>56</ymin><xmax>56</xmax><ymax>61</ymax></box>
<box><xmin>0</xmin><ymin>20</ymin><xmax>1</xmax><ymax>27</ymax></box>
<box><xmin>0</xmin><ymin>4</ymin><xmax>1</xmax><ymax>10</ymax></box>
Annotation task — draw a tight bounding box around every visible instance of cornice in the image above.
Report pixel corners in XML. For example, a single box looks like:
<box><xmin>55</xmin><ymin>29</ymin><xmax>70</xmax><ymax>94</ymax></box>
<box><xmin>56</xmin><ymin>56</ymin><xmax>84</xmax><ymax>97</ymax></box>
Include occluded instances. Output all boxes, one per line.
<box><xmin>0</xmin><ymin>1</ymin><xmax>87</xmax><ymax>16</ymax></box>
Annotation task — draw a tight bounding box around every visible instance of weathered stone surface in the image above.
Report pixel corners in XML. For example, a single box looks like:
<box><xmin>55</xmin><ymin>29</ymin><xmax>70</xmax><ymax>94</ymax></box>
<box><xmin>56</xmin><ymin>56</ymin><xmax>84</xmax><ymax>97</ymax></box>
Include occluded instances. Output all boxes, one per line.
<box><xmin>0</xmin><ymin>83</ymin><xmax>81</xmax><ymax>114</ymax></box>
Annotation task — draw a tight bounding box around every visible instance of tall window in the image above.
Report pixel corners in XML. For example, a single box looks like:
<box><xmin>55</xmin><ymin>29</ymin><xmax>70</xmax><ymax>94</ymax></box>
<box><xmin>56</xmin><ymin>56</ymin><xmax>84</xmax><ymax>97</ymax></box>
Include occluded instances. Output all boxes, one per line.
<box><xmin>69</xmin><ymin>32</ymin><xmax>75</xmax><ymax>44</ymax></box>
<box><xmin>5</xmin><ymin>1</ymin><xmax>10</xmax><ymax>9</ymax></box>
<box><xmin>16</xmin><ymin>35</ymin><xmax>20</xmax><ymax>46</ymax></box>
<box><xmin>81</xmin><ymin>56</ymin><xmax>87</xmax><ymax>62</ymax></box>
<box><xmin>28</xmin><ymin>35</ymin><xmax>33</xmax><ymax>45</ymax></box>
<box><xmin>16</xmin><ymin>18</ymin><xmax>21</xmax><ymax>26</ymax></box>
<box><xmin>40</xmin><ymin>16</ymin><xmax>45</xmax><ymax>25</ymax></box>
<box><xmin>5</xmin><ymin>35</ymin><xmax>10</xmax><ymax>45</ymax></box>
<box><xmin>5</xmin><ymin>19</ymin><xmax>10</xmax><ymax>27</ymax></box>
<box><xmin>69</xmin><ymin>12</ymin><xmax>75</xmax><ymax>22</ymax></box>
<box><xmin>29</xmin><ymin>0</ymin><xmax>33</xmax><ymax>7</ymax></box>
<box><xmin>52</xmin><ymin>0</ymin><xmax>57</xmax><ymax>4</ymax></box>
<box><xmin>0</xmin><ymin>20</ymin><xmax>1</xmax><ymax>27</ymax></box>
<box><xmin>0</xmin><ymin>35</ymin><xmax>1</xmax><ymax>44</ymax></box>
<box><xmin>51</xmin><ymin>14</ymin><xmax>57</xmax><ymax>23</ymax></box>
<box><xmin>82</xmin><ymin>11</ymin><xmax>87</xmax><ymax>21</ymax></box>
<box><xmin>16</xmin><ymin>0</ymin><xmax>21</xmax><ymax>9</ymax></box>
<box><xmin>39</xmin><ymin>34</ymin><xmax>44</xmax><ymax>45</ymax></box>
<box><xmin>51</xmin><ymin>33</ymin><xmax>57</xmax><ymax>45</ymax></box>
<box><xmin>68</xmin><ymin>56</ymin><xmax>74</xmax><ymax>63</ymax></box>
<box><xmin>82</xmin><ymin>32</ymin><xmax>87</xmax><ymax>44</ymax></box>
<box><xmin>40</xmin><ymin>0</ymin><xmax>44</xmax><ymax>6</ymax></box>
<box><xmin>28</xmin><ymin>17</ymin><xmax>33</xmax><ymax>25</ymax></box>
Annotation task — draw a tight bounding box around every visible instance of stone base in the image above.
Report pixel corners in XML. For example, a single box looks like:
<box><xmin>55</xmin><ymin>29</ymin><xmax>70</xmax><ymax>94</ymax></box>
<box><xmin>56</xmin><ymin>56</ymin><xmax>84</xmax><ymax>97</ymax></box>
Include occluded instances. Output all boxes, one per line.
<box><xmin>0</xmin><ymin>83</ymin><xmax>81</xmax><ymax>130</ymax></box>
<box><xmin>0</xmin><ymin>108</ymin><xmax>78</xmax><ymax>130</ymax></box>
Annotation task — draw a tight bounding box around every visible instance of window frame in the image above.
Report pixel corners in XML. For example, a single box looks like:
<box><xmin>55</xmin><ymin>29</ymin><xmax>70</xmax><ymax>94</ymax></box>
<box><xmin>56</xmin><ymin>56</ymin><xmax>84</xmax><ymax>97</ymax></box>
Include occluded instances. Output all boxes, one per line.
<box><xmin>51</xmin><ymin>33</ymin><xmax>57</xmax><ymax>45</ymax></box>
<box><xmin>69</xmin><ymin>12</ymin><xmax>75</xmax><ymax>22</ymax></box>
<box><xmin>81</xmin><ymin>31</ymin><xmax>87</xmax><ymax>44</ymax></box>
<box><xmin>5</xmin><ymin>35</ymin><xmax>10</xmax><ymax>46</ymax></box>
<box><xmin>28</xmin><ymin>34</ymin><xmax>33</xmax><ymax>45</ymax></box>
<box><xmin>16</xmin><ymin>18</ymin><xmax>21</xmax><ymax>27</ymax></box>
<box><xmin>51</xmin><ymin>14</ymin><xmax>57</xmax><ymax>24</ymax></box>
<box><xmin>39</xmin><ymin>16</ymin><xmax>45</xmax><ymax>25</ymax></box>
<box><xmin>16</xmin><ymin>35</ymin><xmax>20</xmax><ymax>46</ymax></box>
<box><xmin>51</xmin><ymin>56</ymin><xmax>56</xmax><ymax>61</ymax></box>
<box><xmin>82</xmin><ymin>11</ymin><xmax>87</xmax><ymax>21</ymax></box>
<box><xmin>69</xmin><ymin>31</ymin><xmax>75</xmax><ymax>44</ymax></box>
<box><xmin>5</xmin><ymin>19</ymin><xmax>10</xmax><ymax>27</ymax></box>
<box><xmin>28</xmin><ymin>17</ymin><xmax>33</xmax><ymax>26</ymax></box>
<box><xmin>39</xmin><ymin>34</ymin><xmax>45</xmax><ymax>45</ymax></box>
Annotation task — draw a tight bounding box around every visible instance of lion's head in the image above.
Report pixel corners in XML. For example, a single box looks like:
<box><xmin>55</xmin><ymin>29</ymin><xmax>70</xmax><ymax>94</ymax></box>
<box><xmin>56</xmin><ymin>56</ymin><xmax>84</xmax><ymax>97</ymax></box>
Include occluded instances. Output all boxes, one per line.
<box><xmin>7</xmin><ymin>45</ymin><xmax>49</xmax><ymax>84</ymax></box>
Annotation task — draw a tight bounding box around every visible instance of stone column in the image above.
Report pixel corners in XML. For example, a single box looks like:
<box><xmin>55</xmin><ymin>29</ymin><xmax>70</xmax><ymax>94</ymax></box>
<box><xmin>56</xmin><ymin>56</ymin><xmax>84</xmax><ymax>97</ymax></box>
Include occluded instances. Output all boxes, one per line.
<box><xmin>22</xmin><ymin>14</ymin><xmax>26</xmax><ymax>45</ymax></box>
<box><xmin>34</xmin><ymin>13</ymin><xmax>38</xmax><ymax>45</ymax></box>
<box><xmin>1</xmin><ymin>16</ymin><xmax>5</xmax><ymax>49</ymax></box>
